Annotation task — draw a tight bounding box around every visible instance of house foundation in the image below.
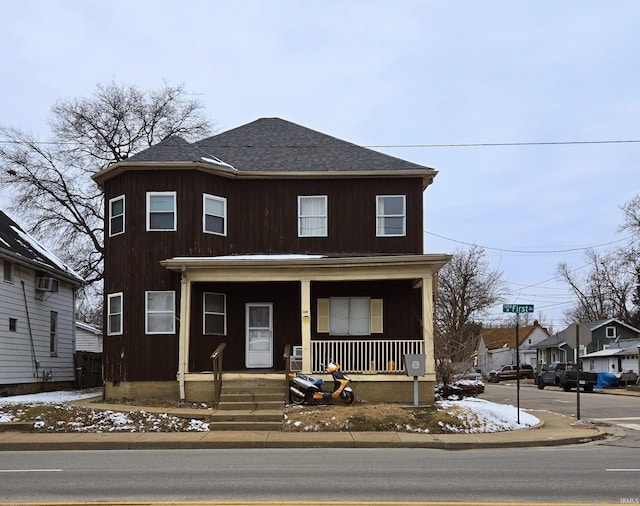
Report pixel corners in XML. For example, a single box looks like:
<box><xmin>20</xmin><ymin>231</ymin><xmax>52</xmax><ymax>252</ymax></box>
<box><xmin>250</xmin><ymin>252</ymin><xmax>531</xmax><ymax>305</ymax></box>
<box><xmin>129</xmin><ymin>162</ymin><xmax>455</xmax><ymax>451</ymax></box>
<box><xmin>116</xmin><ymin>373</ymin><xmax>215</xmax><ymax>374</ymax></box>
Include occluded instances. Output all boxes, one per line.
<box><xmin>103</xmin><ymin>374</ymin><xmax>436</xmax><ymax>405</ymax></box>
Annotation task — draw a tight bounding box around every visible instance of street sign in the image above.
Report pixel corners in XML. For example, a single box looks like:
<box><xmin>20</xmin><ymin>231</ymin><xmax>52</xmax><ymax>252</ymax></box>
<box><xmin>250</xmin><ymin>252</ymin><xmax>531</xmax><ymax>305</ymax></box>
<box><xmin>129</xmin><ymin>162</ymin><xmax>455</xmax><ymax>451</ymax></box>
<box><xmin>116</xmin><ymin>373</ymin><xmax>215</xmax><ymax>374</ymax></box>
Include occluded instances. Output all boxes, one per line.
<box><xmin>503</xmin><ymin>304</ymin><xmax>534</xmax><ymax>313</ymax></box>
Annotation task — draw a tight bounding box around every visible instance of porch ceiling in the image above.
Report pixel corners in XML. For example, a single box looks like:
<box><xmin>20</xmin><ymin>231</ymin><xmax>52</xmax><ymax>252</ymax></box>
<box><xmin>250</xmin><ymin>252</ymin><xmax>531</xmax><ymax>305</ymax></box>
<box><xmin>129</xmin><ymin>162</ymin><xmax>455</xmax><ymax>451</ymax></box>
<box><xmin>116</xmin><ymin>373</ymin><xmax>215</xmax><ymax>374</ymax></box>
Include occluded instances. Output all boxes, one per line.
<box><xmin>160</xmin><ymin>254</ymin><xmax>452</xmax><ymax>282</ymax></box>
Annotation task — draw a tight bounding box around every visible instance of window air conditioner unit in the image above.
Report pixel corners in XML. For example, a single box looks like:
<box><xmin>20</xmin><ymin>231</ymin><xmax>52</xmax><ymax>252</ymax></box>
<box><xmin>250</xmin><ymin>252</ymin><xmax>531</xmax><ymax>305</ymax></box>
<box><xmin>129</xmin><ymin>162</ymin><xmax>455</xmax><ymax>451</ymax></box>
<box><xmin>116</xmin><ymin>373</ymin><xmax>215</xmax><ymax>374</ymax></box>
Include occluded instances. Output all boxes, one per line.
<box><xmin>291</xmin><ymin>346</ymin><xmax>303</xmax><ymax>371</ymax></box>
<box><xmin>36</xmin><ymin>277</ymin><xmax>59</xmax><ymax>292</ymax></box>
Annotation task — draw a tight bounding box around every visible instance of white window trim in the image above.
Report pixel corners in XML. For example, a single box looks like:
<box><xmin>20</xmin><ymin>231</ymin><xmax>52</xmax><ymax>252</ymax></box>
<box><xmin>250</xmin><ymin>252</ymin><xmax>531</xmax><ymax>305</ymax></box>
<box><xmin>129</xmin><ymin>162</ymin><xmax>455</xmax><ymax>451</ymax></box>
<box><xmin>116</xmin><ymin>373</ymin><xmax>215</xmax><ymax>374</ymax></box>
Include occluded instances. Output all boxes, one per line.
<box><xmin>605</xmin><ymin>326</ymin><xmax>617</xmax><ymax>338</ymax></box>
<box><xmin>146</xmin><ymin>191</ymin><xmax>177</xmax><ymax>231</ymax></box>
<box><xmin>145</xmin><ymin>290</ymin><xmax>176</xmax><ymax>334</ymax></box>
<box><xmin>109</xmin><ymin>195</ymin><xmax>125</xmax><ymax>237</ymax></box>
<box><xmin>376</xmin><ymin>194</ymin><xmax>406</xmax><ymax>237</ymax></box>
<box><xmin>203</xmin><ymin>292</ymin><xmax>227</xmax><ymax>335</ymax></box>
<box><xmin>107</xmin><ymin>292</ymin><xmax>123</xmax><ymax>336</ymax></box>
<box><xmin>203</xmin><ymin>194</ymin><xmax>227</xmax><ymax>236</ymax></box>
<box><xmin>298</xmin><ymin>195</ymin><xmax>328</xmax><ymax>237</ymax></box>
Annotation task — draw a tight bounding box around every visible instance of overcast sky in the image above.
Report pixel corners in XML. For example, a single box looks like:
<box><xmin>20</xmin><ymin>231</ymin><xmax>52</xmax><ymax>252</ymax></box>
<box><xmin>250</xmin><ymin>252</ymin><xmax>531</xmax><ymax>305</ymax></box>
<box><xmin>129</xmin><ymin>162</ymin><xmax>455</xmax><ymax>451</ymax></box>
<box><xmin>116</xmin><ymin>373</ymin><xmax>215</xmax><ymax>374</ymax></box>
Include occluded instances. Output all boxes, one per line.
<box><xmin>1</xmin><ymin>0</ymin><xmax>638</xmax><ymax>329</ymax></box>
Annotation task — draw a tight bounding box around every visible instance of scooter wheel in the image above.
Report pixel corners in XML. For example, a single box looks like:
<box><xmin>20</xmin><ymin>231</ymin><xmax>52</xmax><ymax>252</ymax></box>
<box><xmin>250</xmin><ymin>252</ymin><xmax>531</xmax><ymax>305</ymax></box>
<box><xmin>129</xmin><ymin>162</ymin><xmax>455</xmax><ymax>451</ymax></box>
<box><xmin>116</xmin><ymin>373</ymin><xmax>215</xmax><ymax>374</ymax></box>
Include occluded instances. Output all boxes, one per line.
<box><xmin>340</xmin><ymin>389</ymin><xmax>354</xmax><ymax>405</ymax></box>
<box><xmin>290</xmin><ymin>389</ymin><xmax>306</xmax><ymax>405</ymax></box>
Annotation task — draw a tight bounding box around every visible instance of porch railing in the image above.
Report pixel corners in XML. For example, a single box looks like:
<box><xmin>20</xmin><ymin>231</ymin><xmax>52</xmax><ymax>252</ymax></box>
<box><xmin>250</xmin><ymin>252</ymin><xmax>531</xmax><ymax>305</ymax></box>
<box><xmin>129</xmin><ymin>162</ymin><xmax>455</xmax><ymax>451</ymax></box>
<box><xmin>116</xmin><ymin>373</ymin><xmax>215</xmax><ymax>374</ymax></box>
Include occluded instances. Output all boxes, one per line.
<box><xmin>311</xmin><ymin>339</ymin><xmax>423</xmax><ymax>374</ymax></box>
<box><xmin>210</xmin><ymin>342</ymin><xmax>226</xmax><ymax>407</ymax></box>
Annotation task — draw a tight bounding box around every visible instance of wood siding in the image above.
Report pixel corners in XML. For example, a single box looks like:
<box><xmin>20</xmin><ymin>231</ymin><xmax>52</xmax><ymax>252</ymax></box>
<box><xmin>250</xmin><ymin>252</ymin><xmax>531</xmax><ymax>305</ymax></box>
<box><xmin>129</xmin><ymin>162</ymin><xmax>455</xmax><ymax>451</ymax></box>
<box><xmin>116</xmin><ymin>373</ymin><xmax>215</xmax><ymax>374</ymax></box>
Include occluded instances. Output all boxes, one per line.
<box><xmin>184</xmin><ymin>280</ymin><xmax>422</xmax><ymax>373</ymax></box>
<box><xmin>103</xmin><ymin>168</ymin><xmax>428</xmax><ymax>381</ymax></box>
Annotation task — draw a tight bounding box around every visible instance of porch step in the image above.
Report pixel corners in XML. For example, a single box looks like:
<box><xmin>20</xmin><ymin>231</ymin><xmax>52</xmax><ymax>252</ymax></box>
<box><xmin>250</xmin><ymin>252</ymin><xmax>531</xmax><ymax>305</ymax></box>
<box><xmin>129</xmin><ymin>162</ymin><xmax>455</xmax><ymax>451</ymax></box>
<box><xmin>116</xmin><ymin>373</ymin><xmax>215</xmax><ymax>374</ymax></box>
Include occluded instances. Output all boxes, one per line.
<box><xmin>208</xmin><ymin>376</ymin><xmax>286</xmax><ymax>430</ymax></box>
<box><xmin>206</xmin><ymin>421</ymin><xmax>283</xmax><ymax>431</ymax></box>
<box><xmin>217</xmin><ymin>400</ymin><xmax>284</xmax><ymax>411</ymax></box>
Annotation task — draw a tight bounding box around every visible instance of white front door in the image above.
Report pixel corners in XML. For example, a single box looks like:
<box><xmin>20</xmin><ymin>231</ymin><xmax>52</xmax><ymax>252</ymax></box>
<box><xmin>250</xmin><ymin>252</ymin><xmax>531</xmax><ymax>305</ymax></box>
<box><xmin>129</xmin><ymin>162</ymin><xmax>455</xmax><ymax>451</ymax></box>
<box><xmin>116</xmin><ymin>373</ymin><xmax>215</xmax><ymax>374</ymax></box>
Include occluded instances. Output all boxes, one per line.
<box><xmin>245</xmin><ymin>303</ymin><xmax>273</xmax><ymax>368</ymax></box>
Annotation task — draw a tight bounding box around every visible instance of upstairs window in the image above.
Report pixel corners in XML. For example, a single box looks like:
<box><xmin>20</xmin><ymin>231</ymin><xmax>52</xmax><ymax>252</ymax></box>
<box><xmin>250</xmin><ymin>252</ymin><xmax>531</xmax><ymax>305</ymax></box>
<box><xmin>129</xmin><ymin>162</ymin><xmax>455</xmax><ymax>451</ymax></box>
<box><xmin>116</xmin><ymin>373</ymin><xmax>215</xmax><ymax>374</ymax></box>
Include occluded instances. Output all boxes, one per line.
<box><xmin>298</xmin><ymin>195</ymin><xmax>328</xmax><ymax>237</ymax></box>
<box><xmin>376</xmin><ymin>195</ymin><xmax>406</xmax><ymax>237</ymax></box>
<box><xmin>3</xmin><ymin>260</ymin><xmax>13</xmax><ymax>282</ymax></box>
<box><xmin>145</xmin><ymin>291</ymin><xmax>175</xmax><ymax>334</ymax></box>
<box><xmin>147</xmin><ymin>192</ymin><xmax>176</xmax><ymax>231</ymax></box>
<box><xmin>109</xmin><ymin>195</ymin><xmax>125</xmax><ymax>236</ymax></box>
<box><xmin>606</xmin><ymin>326</ymin><xmax>617</xmax><ymax>338</ymax></box>
<box><xmin>203</xmin><ymin>292</ymin><xmax>226</xmax><ymax>335</ymax></box>
<box><xmin>203</xmin><ymin>194</ymin><xmax>227</xmax><ymax>236</ymax></box>
<box><xmin>107</xmin><ymin>293</ymin><xmax>123</xmax><ymax>336</ymax></box>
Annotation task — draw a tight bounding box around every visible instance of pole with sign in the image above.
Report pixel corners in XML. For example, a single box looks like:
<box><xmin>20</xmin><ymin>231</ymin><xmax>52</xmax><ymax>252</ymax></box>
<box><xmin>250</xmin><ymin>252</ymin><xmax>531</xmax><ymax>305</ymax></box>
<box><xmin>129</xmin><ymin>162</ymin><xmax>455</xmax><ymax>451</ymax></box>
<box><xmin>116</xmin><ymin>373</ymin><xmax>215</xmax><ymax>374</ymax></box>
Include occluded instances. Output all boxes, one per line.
<box><xmin>502</xmin><ymin>304</ymin><xmax>534</xmax><ymax>424</ymax></box>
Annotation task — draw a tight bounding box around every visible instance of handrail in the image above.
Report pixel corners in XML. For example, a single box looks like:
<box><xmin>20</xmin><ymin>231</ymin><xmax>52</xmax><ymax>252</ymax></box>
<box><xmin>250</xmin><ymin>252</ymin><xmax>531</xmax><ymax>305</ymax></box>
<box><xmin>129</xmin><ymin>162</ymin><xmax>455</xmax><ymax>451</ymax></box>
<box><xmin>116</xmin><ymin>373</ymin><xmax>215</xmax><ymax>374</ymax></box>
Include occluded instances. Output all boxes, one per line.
<box><xmin>210</xmin><ymin>343</ymin><xmax>227</xmax><ymax>407</ymax></box>
<box><xmin>283</xmin><ymin>344</ymin><xmax>291</xmax><ymax>404</ymax></box>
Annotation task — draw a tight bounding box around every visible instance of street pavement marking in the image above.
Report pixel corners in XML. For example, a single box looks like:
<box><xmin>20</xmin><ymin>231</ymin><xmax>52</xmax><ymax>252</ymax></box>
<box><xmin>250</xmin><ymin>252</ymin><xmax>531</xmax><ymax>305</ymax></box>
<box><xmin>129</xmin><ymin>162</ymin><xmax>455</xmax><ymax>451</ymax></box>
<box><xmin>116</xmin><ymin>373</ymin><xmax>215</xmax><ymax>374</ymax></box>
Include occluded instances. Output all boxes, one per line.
<box><xmin>0</xmin><ymin>469</ymin><xmax>62</xmax><ymax>472</ymax></box>
<box><xmin>592</xmin><ymin>417</ymin><xmax>640</xmax><ymax>431</ymax></box>
<box><xmin>0</xmin><ymin>501</ymin><xmax>626</xmax><ymax>506</ymax></box>
<box><xmin>599</xmin><ymin>417</ymin><xmax>640</xmax><ymax>421</ymax></box>
<box><xmin>617</xmin><ymin>423</ymin><xmax>640</xmax><ymax>430</ymax></box>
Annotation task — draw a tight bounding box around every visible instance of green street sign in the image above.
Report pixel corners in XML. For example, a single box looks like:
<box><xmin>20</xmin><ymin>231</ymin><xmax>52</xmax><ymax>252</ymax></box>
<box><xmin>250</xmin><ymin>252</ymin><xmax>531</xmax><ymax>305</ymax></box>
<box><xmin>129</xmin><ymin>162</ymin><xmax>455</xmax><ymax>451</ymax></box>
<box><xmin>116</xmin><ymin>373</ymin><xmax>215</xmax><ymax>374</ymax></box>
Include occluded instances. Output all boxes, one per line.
<box><xmin>503</xmin><ymin>304</ymin><xmax>534</xmax><ymax>313</ymax></box>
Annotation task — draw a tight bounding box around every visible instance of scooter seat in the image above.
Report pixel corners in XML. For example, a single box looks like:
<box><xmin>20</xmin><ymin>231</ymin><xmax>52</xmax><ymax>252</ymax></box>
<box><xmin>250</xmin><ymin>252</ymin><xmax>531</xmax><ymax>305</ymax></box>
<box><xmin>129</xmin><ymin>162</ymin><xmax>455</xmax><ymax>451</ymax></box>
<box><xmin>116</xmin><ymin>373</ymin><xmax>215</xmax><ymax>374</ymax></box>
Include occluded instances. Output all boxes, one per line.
<box><xmin>309</xmin><ymin>377</ymin><xmax>324</xmax><ymax>387</ymax></box>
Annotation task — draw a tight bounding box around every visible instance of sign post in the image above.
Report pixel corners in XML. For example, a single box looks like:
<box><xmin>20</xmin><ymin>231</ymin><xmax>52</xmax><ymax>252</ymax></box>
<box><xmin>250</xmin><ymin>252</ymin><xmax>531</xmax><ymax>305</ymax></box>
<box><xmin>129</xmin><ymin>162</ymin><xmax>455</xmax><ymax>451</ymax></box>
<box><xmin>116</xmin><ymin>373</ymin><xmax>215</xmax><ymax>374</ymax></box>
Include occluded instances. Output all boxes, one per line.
<box><xmin>502</xmin><ymin>304</ymin><xmax>534</xmax><ymax>424</ymax></box>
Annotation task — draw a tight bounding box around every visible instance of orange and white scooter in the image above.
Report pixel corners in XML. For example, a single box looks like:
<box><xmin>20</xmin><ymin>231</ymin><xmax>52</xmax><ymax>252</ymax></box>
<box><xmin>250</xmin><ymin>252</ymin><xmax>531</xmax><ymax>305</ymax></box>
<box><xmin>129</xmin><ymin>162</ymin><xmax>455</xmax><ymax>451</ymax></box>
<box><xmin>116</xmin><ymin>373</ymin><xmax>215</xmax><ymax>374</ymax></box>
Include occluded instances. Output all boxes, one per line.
<box><xmin>289</xmin><ymin>361</ymin><xmax>354</xmax><ymax>405</ymax></box>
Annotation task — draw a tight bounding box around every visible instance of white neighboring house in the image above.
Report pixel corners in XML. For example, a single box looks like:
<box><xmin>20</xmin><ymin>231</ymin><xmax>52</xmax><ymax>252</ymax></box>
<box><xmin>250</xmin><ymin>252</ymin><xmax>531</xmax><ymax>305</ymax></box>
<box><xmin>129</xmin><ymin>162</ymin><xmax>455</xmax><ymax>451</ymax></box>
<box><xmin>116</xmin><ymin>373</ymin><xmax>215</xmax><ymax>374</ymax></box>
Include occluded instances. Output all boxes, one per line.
<box><xmin>582</xmin><ymin>341</ymin><xmax>639</xmax><ymax>374</ymax></box>
<box><xmin>75</xmin><ymin>321</ymin><xmax>103</xmax><ymax>353</ymax></box>
<box><xmin>0</xmin><ymin>210</ymin><xmax>83</xmax><ymax>396</ymax></box>
<box><xmin>475</xmin><ymin>321</ymin><xmax>550</xmax><ymax>374</ymax></box>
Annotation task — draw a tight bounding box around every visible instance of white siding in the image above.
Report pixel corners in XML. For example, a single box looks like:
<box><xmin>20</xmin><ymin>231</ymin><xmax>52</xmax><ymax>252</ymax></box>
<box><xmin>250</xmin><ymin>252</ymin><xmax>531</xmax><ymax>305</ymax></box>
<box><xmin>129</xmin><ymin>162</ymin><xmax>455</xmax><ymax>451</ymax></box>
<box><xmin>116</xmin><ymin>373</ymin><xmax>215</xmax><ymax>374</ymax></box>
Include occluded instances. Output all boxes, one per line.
<box><xmin>0</xmin><ymin>260</ymin><xmax>77</xmax><ymax>386</ymax></box>
<box><xmin>76</xmin><ymin>323</ymin><xmax>103</xmax><ymax>353</ymax></box>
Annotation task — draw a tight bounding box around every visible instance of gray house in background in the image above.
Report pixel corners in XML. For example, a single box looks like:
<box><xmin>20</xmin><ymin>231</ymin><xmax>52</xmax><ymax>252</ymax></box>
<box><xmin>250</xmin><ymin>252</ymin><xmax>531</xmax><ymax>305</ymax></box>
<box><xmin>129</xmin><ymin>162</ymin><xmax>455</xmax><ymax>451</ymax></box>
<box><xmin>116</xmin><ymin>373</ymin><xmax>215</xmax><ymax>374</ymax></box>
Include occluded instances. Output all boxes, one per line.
<box><xmin>535</xmin><ymin>319</ymin><xmax>640</xmax><ymax>370</ymax></box>
<box><xmin>0</xmin><ymin>210</ymin><xmax>83</xmax><ymax>396</ymax></box>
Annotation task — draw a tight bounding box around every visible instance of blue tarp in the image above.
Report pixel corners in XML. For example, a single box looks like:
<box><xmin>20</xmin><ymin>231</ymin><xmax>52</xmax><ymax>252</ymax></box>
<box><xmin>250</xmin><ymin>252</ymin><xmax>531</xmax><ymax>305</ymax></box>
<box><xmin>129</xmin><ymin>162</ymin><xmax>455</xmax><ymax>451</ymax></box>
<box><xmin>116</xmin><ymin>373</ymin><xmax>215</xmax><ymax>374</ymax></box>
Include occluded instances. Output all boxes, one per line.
<box><xmin>596</xmin><ymin>372</ymin><xmax>618</xmax><ymax>389</ymax></box>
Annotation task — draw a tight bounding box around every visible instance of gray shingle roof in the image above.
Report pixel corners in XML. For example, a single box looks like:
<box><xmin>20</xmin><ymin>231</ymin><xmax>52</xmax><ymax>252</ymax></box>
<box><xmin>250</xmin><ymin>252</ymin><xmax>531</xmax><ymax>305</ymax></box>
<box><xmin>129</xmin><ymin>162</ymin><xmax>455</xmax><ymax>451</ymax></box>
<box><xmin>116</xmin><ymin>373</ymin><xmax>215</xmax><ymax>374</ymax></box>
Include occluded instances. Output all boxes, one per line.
<box><xmin>0</xmin><ymin>210</ymin><xmax>82</xmax><ymax>282</ymax></box>
<box><xmin>125</xmin><ymin>118</ymin><xmax>434</xmax><ymax>173</ymax></box>
<box><xmin>194</xmin><ymin>117</ymin><xmax>433</xmax><ymax>173</ymax></box>
<box><xmin>126</xmin><ymin>135</ymin><xmax>218</xmax><ymax>163</ymax></box>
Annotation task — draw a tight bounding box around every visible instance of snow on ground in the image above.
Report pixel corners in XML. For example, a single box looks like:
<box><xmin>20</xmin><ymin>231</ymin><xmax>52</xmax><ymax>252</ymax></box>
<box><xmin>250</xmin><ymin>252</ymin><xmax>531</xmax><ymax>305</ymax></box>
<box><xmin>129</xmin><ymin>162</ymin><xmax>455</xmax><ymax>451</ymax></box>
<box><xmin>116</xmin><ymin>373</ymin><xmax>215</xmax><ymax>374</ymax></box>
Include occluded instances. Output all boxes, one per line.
<box><xmin>0</xmin><ymin>387</ymin><xmax>103</xmax><ymax>405</ymax></box>
<box><xmin>438</xmin><ymin>397</ymin><xmax>539</xmax><ymax>432</ymax></box>
<box><xmin>0</xmin><ymin>387</ymin><xmax>540</xmax><ymax>433</ymax></box>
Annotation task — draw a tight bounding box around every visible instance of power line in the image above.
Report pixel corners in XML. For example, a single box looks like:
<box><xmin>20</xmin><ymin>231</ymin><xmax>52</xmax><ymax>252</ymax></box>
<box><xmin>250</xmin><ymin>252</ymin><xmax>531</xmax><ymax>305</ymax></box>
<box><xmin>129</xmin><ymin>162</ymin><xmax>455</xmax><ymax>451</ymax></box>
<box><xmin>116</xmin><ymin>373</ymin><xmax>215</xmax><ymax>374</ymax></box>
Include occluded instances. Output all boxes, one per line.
<box><xmin>368</xmin><ymin>139</ymin><xmax>640</xmax><ymax>148</ymax></box>
<box><xmin>424</xmin><ymin>230</ymin><xmax>631</xmax><ymax>254</ymax></box>
<box><xmin>2</xmin><ymin>138</ymin><xmax>640</xmax><ymax>148</ymax></box>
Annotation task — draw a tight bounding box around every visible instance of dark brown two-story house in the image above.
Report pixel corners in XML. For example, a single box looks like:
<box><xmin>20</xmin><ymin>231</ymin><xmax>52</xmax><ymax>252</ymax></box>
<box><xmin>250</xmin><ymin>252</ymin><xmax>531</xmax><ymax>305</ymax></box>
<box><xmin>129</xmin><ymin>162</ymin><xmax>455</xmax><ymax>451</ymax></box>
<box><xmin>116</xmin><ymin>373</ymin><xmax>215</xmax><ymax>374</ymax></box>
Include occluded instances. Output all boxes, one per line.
<box><xmin>92</xmin><ymin>118</ymin><xmax>450</xmax><ymax>403</ymax></box>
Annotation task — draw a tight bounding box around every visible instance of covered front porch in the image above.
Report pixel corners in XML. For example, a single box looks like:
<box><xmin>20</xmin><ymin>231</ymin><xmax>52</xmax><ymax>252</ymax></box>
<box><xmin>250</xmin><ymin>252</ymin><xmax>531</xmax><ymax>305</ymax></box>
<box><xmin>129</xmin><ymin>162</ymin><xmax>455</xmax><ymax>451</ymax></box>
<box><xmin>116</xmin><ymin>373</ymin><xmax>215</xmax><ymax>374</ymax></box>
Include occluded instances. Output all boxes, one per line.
<box><xmin>160</xmin><ymin>254</ymin><xmax>451</xmax><ymax>403</ymax></box>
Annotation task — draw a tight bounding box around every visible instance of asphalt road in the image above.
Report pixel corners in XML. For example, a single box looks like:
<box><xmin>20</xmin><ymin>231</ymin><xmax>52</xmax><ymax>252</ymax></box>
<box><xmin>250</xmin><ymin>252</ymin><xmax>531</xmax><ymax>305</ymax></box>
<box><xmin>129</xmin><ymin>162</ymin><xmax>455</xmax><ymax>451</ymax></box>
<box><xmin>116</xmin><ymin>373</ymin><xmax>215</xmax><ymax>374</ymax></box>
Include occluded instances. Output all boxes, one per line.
<box><xmin>1</xmin><ymin>383</ymin><xmax>638</xmax><ymax>505</ymax></box>
<box><xmin>0</xmin><ymin>445</ymin><xmax>638</xmax><ymax>505</ymax></box>
<box><xmin>480</xmin><ymin>381</ymin><xmax>640</xmax><ymax>428</ymax></box>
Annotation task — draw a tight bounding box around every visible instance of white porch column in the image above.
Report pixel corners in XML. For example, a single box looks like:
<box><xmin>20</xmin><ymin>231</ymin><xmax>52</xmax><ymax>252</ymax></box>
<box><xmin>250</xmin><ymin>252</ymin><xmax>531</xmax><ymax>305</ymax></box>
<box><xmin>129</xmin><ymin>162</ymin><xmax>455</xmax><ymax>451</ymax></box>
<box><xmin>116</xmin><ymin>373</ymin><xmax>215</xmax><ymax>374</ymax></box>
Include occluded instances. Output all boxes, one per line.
<box><xmin>178</xmin><ymin>268</ymin><xmax>192</xmax><ymax>400</ymax></box>
<box><xmin>422</xmin><ymin>275</ymin><xmax>435</xmax><ymax>376</ymax></box>
<box><xmin>300</xmin><ymin>279</ymin><xmax>312</xmax><ymax>373</ymax></box>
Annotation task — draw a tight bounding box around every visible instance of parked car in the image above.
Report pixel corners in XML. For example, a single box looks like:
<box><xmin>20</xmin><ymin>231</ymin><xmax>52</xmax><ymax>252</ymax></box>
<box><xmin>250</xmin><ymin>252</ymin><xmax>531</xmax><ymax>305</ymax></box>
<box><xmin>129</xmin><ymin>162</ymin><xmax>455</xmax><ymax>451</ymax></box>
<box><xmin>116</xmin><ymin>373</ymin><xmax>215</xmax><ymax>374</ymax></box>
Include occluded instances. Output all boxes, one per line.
<box><xmin>488</xmin><ymin>364</ymin><xmax>535</xmax><ymax>383</ymax></box>
<box><xmin>536</xmin><ymin>362</ymin><xmax>598</xmax><ymax>392</ymax></box>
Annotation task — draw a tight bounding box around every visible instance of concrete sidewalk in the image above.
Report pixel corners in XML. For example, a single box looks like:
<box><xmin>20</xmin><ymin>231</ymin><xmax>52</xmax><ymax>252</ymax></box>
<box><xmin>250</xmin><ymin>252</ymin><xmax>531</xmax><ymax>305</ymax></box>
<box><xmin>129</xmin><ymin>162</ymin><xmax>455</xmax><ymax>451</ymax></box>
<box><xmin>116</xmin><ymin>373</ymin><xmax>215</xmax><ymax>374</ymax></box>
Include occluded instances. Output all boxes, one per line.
<box><xmin>0</xmin><ymin>409</ymin><xmax>609</xmax><ymax>451</ymax></box>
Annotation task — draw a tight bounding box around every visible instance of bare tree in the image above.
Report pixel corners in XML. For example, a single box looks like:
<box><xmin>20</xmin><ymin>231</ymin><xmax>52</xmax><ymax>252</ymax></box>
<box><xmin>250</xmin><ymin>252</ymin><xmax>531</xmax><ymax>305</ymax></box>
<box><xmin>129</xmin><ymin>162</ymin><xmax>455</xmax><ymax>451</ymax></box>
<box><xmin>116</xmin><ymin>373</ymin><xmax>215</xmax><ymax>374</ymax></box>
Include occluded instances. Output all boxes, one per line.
<box><xmin>435</xmin><ymin>245</ymin><xmax>504</xmax><ymax>385</ymax></box>
<box><xmin>620</xmin><ymin>193</ymin><xmax>640</xmax><ymax>232</ymax></box>
<box><xmin>620</xmin><ymin>193</ymin><xmax>640</xmax><ymax>325</ymax></box>
<box><xmin>0</xmin><ymin>82</ymin><xmax>213</xmax><ymax>322</ymax></box>
<box><xmin>558</xmin><ymin>249</ymin><xmax>636</xmax><ymax>324</ymax></box>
